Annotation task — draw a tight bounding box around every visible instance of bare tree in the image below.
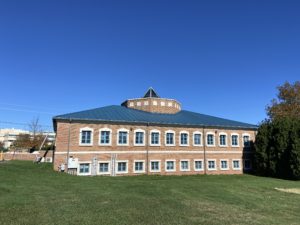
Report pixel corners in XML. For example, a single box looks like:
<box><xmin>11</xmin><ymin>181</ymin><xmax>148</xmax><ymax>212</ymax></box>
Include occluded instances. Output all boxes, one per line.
<box><xmin>28</xmin><ymin>117</ymin><xmax>42</xmax><ymax>137</ymax></box>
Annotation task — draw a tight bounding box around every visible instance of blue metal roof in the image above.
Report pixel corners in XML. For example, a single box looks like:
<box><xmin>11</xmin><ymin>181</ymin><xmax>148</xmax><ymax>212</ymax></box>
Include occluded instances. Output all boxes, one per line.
<box><xmin>53</xmin><ymin>105</ymin><xmax>257</xmax><ymax>130</ymax></box>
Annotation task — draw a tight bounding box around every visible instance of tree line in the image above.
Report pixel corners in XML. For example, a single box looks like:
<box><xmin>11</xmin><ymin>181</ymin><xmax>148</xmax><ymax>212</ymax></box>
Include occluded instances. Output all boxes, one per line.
<box><xmin>254</xmin><ymin>81</ymin><xmax>300</xmax><ymax>180</ymax></box>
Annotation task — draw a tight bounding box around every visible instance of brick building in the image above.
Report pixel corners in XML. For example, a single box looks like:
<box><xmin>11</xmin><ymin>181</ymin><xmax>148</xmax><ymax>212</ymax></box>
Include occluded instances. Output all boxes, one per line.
<box><xmin>53</xmin><ymin>88</ymin><xmax>257</xmax><ymax>176</ymax></box>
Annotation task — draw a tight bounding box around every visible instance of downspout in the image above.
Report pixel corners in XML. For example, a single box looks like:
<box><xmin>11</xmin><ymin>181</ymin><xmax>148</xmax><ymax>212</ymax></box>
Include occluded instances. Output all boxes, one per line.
<box><xmin>202</xmin><ymin>127</ymin><xmax>206</xmax><ymax>175</ymax></box>
<box><xmin>146</xmin><ymin>122</ymin><xmax>149</xmax><ymax>175</ymax></box>
<box><xmin>66</xmin><ymin>118</ymin><xmax>72</xmax><ymax>173</ymax></box>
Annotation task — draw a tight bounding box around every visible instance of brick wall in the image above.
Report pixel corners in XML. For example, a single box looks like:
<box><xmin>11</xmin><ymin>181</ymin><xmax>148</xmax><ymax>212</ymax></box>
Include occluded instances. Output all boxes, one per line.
<box><xmin>54</xmin><ymin>121</ymin><xmax>255</xmax><ymax>176</ymax></box>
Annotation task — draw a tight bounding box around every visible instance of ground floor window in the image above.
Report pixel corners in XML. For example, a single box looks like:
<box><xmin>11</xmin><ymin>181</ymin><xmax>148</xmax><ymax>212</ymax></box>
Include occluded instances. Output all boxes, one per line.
<box><xmin>134</xmin><ymin>161</ymin><xmax>145</xmax><ymax>173</ymax></box>
<box><xmin>232</xmin><ymin>160</ymin><xmax>241</xmax><ymax>170</ymax></box>
<box><xmin>207</xmin><ymin>160</ymin><xmax>216</xmax><ymax>170</ymax></box>
<box><xmin>150</xmin><ymin>161</ymin><xmax>160</xmax><ymax>172</ymax></box>
<box><xmin>165</xmin><ymin>160</ymin><xmax>175</xmax><ymax>172</ymax></box>
<box><xmin>99</xmin><ymin>162</ymin><xmax>110</xmax><ymax>174</ymax></box>
<box><xmin>220</xmin><ymin>160</ymin><xmax>228</xmax><ymax>170</ymax></box>
<box><xmin>117</xmin><ymin>162</ymin><xmax>128</xmax><ymax>173</ymax></box>
<box><xmin>194</xmin><ymin>160</ymin><xmax>203</xmax><ymax>171</ymax></box>
<box><xmin>180</xmin><ymin>160</ymin><xmax>190</xmax><ymax>171</ymax></box>
<box><xmin>79</xmin><ymin>163</ymin><xmax>90</xmax><ymax>175</ymax></box>
<box><xmin>244</xmin><ymin>159</ymin><xmax>251</xmax><ymax>170</ymax></box>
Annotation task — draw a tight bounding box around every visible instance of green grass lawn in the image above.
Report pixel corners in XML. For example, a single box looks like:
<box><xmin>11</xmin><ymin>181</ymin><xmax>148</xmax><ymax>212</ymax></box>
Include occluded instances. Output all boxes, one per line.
<box><xmin>0</xmin><ymin>161</ymin><xmax>300</xmax><ymax>225</ymax></box>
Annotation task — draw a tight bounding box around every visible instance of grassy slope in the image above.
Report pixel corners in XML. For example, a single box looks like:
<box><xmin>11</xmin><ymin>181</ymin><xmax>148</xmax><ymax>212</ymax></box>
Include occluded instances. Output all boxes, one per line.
<box><xmin>0</xmin><ymin>161</ymin><xmax>299</xmax><ymax>225</ymax></box>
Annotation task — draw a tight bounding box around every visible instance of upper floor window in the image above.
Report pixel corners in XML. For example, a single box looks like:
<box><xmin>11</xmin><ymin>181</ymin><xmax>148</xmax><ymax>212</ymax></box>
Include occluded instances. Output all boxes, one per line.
<box><xmin>180</xmin><ymin>132</ymin><xmax>189</xmax><ymax>146</ymax></box>
<box><xmin>150</xmin><ymin>130</ymin><xmax>160</xmax><ymax>145</ymax></box>
<box><xmin>80</xmin><ymin>128</ymin><xmax>93</xmax><ymax>145</ymax></box>
<box><xmin>219</xmin><ymin>134</ymin><xmax>227</xmax><ymax>146</ymax></box>
<box><xmin>99</xmin><ymin>128</ymin><xmax>111</xmax><ymax>145</ymax></box>
<box><xmin>206</xmin><ymin>133</ymin><xmax>215</xmax><ymax>146</ymax></box>
<box><xmin>243</xmin><ymin>134</ymin><xmax>250</xmax><ymax>147</ymax></box>
<box><xmin>135</xmin><ymin>132</ymin><xmax>144</xmax><ymax>144</ymax></box>
<box><xmin>193</xmin><ymin>132</ymin><xmax>202</xmax><ymax>146</ymax></box>
<box><xmin>231</xmin><ymin>134</ymin><xmax>239</xmax><ymax>146</ymax></box>
<box><xmin>165</xmin><ymin>131</ymin><xmax>175</xmax><ymax>145</ymax></box>
<box><xmin>134</xmin><ymin>130</ymin><xmax>145</xmax><ymax>145</ymax></box>
<box><xmin>118</xmin><ymin>129</ymin><xmax>129</xmax><ymax>145</ymax></box>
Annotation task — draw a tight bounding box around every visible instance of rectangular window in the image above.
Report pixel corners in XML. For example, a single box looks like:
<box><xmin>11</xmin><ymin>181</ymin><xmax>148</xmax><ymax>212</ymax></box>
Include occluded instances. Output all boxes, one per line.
<box><xmin>220</xmin><ymin>160</ymin><xmax>228</xmax><ymax>170</ymax></box>
<box><xmin>166</xmin><ymin>133</ymin><xmax>174</xmax><ymax>145</ymax></box>
<box><xmin>194</xmin><ymin>134</ymin><xmax>201</xmax><ymax>145</ymax></box>
<box><xmin>118</xmin><ymin>132</ymin><xmax>128</xmax><ymax>145</ymax></box>
<box><xmin>117</xmin><ymin>162</ymin><xmax>127</xmax><ymax>172</ymax></box>
<box><xmin>135</xmin><ymin>132</ymin><xmax>144</xmax><ymax>145</ymax></box>
<box><xmin>81</xmin><ymin>131</ymin><xmax>91</xmax><ymax>144</ymax></box>
<box><xmin>100</xmin><ymin>131</ymin><xmax>110</xmax><ymax>144</ymax></box>
<box><xmin>219</xmin><ymin>135</ymin><xmax>227</xmax><ymax>146</ymax></box>
<box><xmin>207</xmin><ymin>134</ymin><xmax>214</xmax><ymax>146</ymax></box>
<box><xmin>180</xmin><ymin>133</ymin><xmax>188</xmax><ymax>145</ymax></box>
<box><xmin>99</xmin><ymin>163</ymin><xmax>109</xmax><ymax>173</ymax></box>
<box><xmin>194</xmin><ymin>160</ymin><xmax>203</xmax><ymax>171</ymax></box>
<box><xmin>232</xmin><ymin>135</ymin><xmax>239</xmax><ymax>146</ymax></box>
<box><xmin>166</xmin><ymin>161</ymin><xmax>175</xmax><ymax>171</ymax></box>
<box><xmin>208</xmin><ymin>160</ymin><xmax>216</xmax><ymax>170</ymax></box>
<box><xmin>79</xmin><ymin>163</ymin><xmax>90</xmax><ymax>174</ymax></box>
<box><xmin>243</xmin><ymin>135</ymin><xmax>250</xmax><ymax>147</ymax></box>
<box><xmin>151</xmin><ymin>132</ymin><xmax>160</xmax><ymax>145</ymax></box>
<box><xmin>233</xmin><ymin>160</ymin><xmax>241</xmax><ymax>170</ymax></box>
<box><xmin>180</xmin><ymin>160</ymin><xmax>189</xmax><ymax>171</ymax></box>
<box><xmin>134</xmin><ymin>161</ymin><xmax>144</xmax><ymax>172</ymax></box>
<box><xmin>150</xmin><ymin>161</ymin><xmax>160</xmax><ymax>172</ymax></box>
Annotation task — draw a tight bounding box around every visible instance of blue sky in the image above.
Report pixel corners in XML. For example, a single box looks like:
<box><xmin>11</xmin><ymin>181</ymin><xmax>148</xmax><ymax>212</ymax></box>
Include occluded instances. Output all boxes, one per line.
<box><xmin>0</xmin><ymin>0</ymin><xmax>299</xmax><ymax>130</ymax></box>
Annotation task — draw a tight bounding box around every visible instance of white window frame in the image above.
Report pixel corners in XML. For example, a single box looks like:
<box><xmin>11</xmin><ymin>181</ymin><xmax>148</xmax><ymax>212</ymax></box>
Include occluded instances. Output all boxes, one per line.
<box><xmin>165</xmin><ymin>159</ymin><xmax>176</xmax><ymax>172</ymax></box>
<box><xmin>242</xmin><ymin>133</ymin><xmax>251</xmax><ymax>148</ymax></box>
<box><xmin>168</xmin><ymin>102</ymin><xmax>173</xmax><ymax>107</ymax></box>
<box><xmin>193</xmin><ymin>131</ymin><xmax>203</xmax><ymax>146</ymax></box>
<box><xmin>134</xmin><ymin>129</ymin><xmax>145</xmax><ymax>146</ymax></box>
<box><xmin>97</xmin><ymin>161</ymin><xmax>111</xmax><ymax>175</ymax></box>
<box><xmin>206</xmin><ymin>132</ymin><xmax>215</xmax><ymax>147</ymax></box>
<box><xmin>79</xmin><ymin>127</ymin><xmax>93</xmax><ymax>146</ymax></box>
<box><xmin>180</xmin><ymin>159</ymin><xmax>190</xmax><ymax>172</ymax></box>
<box><xmin>179</xmin><ymin>131</ymin><xmax>189</xmax><ymax>146</ymax></box>
<box><xmin>161</xmin><ymin>101</ymin><xmax>165</xmax><ymax>106</ymax></box>
<box><xmin>194</xmin><ymin>159</ymin><xmax>204</xmax><ymax>171</ymax></box>
<box><xmin>149</xmin><ymin>160</ymin><xmax>161</xmax><ymax>172</ymax></box>
<box><xmin>117</xmin><ymin>128</ymin><xmax>129</xmax><ymax>146</ymax></box>
<box><xmin>232</xmin><ymin>159</ymin><xmax>241</xmax><ymax>170</ymax></box>
<box><xmin>133</xmin><ymin>160</ymin><xmax>145</xmax><ymax>173</ymax></box>
<box><xmin>220</xmin><ymin>159</ymin><xmax>229</xmax><ymax>171</ymax></box>
<box><xmin>116</xmin><ymin>160</ymin><xmax>129</xmax><ymax>174</ymax></box>
<box><xmin>99</xmin><ymin>128</ymin><xmax>112</xmax><ymax>146</ymax></box>
<box><xmin>219</xmin><ymin>132</ymin><xmax>228</xmax><ymax>147</ymax></box>
<box><xmin>129</xmin><ymin>102</ymin><xmax>134</xmax><ymax>107</ymax></box>
<box><xmin>153</xmin><ymin>100</ymin><xmax>157</xmax><ymax>106</ymax></box>
<box><xmin>231</xmin><ymin>133</ymin><xmax>240</xmax><ymax>147</ymax></box>
<box><xmin>165</xmin><ymin>130</ymin><xmax>176</xmax><ymax>146</ymax></box>
<box><xmin>149</xmin><ymin>129</ymin><xmax>161</xmax><ymax>146</ymax></box>
<box><xmin>137</xmin><ymin>101</ymin><xmax>141</xmax><ymax>106</ymax></box>
<box><xmin>244</xmin><ymin>159</ymin><xmax>252</xmax><ymax>170</ymax></box>
<box><xmin>144</xmin><ymin>101</ymin><xmax>149</xmax><ymax>106</ymax></box>
<box><xmin>207</xmin><ymin>159</ymin><xmax>217</xmax><ymax>171</ymax></box>
<box><xmin>78</xmin><ymin>161</ymin><xmax>92</xmax><ymax>176</ymax></box>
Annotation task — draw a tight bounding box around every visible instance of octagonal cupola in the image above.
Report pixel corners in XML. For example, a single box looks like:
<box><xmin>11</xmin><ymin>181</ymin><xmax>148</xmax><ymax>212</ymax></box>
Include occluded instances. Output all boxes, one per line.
<box><xmin>121</xmin><ymin>87</ymin><xmax>181</xmax><ymax>114</ymax></box>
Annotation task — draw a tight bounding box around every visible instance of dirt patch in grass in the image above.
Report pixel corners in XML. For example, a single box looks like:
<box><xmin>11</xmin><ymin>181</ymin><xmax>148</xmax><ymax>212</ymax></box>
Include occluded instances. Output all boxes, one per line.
<box><xmin>275</xmin><ymin>188</ymin><xmax>300</xmax><ymax>194</ymax></box>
